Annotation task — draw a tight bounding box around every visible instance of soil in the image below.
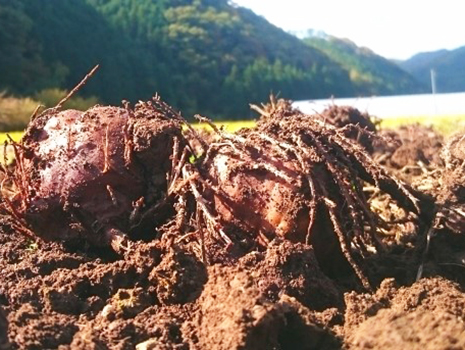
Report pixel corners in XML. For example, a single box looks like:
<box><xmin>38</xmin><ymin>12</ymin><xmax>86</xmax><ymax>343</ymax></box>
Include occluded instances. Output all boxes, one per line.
<box><xmin>373</xmin><ymin>124</ymin><xmax>444</xmax><ymax>183</ymax></box>
<box><xmin>319</xmin><ymin>105</ymin><xmax>378</xmax><ymax>153</ymax></box>
<box><xmin>2</xmin><ymin>112</ymin><xmax>465</xmax><ymax>349</ymax></box>
<box><xmin>2</xmin><ymin>213</ymin><xmax>465</xmax><ymax>350</ymax></box>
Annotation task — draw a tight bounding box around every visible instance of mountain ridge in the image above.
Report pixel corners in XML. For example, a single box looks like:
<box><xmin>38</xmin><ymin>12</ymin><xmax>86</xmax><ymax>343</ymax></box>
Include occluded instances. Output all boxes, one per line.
<box><xmin>303</xmin><ymin>35</ymin><xmax>428</xmax><ymax>96</ymax></box>
<box><xmin>398</xmin><ymin>46</ymin><xmax>465</xmax><ymax>93</ymax></box>
<box><xmin>0</xmin><ymin>0</ymin><xmax>437</xmax><ymax>118</ymax></box>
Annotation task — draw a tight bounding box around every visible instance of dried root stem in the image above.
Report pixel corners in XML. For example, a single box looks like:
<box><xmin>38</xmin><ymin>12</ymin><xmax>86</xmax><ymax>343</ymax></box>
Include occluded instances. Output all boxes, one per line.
<box><xmin>181</xmin><ymin>165</ymin><xmax>232</xmax><ymax>246</ymax></box>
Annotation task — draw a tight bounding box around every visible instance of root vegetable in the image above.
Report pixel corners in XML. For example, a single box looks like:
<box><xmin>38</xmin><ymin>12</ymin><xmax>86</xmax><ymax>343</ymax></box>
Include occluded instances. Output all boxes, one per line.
<box><xmin>3</xmin><ymin>99</ymin><xmax>182</xmax><ymax>250</ymax></box>
<box><xmin>177</xmin><ymin>101</ymin><xmax>432</xmax><ymax>289</ymax></box>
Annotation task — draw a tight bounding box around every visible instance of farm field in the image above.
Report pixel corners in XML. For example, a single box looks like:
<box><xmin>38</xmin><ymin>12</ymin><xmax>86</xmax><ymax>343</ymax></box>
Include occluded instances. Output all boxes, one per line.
<box><xmin>1</xmin><ymin>113</ymin><xmax>464</xmax><ymax>142</ymax></box>
<box><xmin>2</xmin><ymin>0</ymin><xmax>464</xmax><ymax>347</ymax></box>
<box><xmin>0</xmin><ymin>131</ymin><xmax>23</xmax><ymax>144</ymax></box>
<box><xmin>1</xmin><ymin>102</ymin><xmax>465</xmax><ymax>349</ymax></box>
<box><xmin>197</xmin><ymin>114</ymin><xmax>465</xmax><ymax>135</ymax></box>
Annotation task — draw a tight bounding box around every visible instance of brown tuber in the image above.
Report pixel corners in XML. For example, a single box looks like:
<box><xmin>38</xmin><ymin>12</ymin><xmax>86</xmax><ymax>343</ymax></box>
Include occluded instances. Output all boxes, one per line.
<box><xmin>2</xmin><ymin>99</ymin><xmax>182</xmax><ymax>251</ymax></box>
<box><xmin>175</xmin><ymin>100</ymin><xmax>431</xmax><ymax>289</ymax></box>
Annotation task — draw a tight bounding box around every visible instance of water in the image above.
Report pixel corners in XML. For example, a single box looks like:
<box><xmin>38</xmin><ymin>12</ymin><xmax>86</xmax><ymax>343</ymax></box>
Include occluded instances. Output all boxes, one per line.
<box><xmin>294</xmin><ymin>91</ymin><xmax>465</xmax><ymax>118</ymax></box>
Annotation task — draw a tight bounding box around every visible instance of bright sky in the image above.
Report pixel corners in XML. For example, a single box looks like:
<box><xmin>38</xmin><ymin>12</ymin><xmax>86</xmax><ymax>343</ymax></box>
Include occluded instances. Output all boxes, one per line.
<box><xmin>233</xmin><ymin>0</ymin><xmax>463</xmax><ymax>60</ymax></box>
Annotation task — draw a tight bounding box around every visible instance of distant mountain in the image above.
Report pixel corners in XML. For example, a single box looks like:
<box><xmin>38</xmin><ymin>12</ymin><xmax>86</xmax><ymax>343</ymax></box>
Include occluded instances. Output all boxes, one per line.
<box><xmin>0</xmin><ymin>0</ymin><xmax>359</xmax><ymax>118</ymax></box>
<box><xmin>398</xmin><ymin>46</ymin><xmax>465</xmax><ymax>93</ymax></box>
<box><xmin>398</xmin><ymin>50</ymin><xmax>449</xmax><ymax>72</ymax></box>
<box><xmin>303</xmin><ymin>35</ymin><xmax>428</xmax><ymax>95</ymax></box>
<box><xmin>0</xmin><ymin>0</ymin><xmax>430</xmax><ymax>119</ymax></box>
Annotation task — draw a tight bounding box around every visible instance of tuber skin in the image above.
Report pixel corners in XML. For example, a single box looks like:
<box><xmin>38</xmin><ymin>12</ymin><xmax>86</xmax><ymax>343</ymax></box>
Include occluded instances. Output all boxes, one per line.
<box><xmin>7</xmin><ymin>103</ymin><xmax>181</xmax><ymax>250</ymax></box>
<box><xmin>204</xmin><ymin>140</ymin><xmax>311</xmax><ymax>244</ymax></box>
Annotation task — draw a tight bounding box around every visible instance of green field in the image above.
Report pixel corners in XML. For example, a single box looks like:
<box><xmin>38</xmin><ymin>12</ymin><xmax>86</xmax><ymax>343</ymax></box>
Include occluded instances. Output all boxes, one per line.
<box><xmin>193</xmin><ymin>120</ymin><xmax>256</xmax><ymax>133</ymax></box>
<box><xmin>0</xmin><ymin>131</ymin><xmax>23</xmax><ymax>144</ymax></box>
<box><xmin>196</xmin><ymin>114</ymin><xmax>465</xmax><ymax>136</ymax></box>
<box><xmin>1</xmin><ymin>115</ymin><xmax>464</xmax><ymax>145</ymax></box>
<box><xmin>379</xmin><ymin>114</ymin><xmax>465</xmax><ymax>135</ymax></box>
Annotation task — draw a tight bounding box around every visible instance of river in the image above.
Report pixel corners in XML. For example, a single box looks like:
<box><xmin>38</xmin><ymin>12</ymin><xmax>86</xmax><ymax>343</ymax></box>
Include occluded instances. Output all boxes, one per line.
<box><xmin>294</xmin><ymin>91</ymin><xmax>465</xmax><ymax>118</ymax></box>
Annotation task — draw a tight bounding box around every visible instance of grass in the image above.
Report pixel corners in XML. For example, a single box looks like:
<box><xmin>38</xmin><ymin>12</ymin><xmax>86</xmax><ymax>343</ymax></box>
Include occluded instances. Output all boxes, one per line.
<box><xmin>0</xmin><ymin>93</ymin><xmax>39</xmax><ymax>132</ymax></box>
<box><xmin>192</xmin><ymin>120</ymin><xmax>256</xmax><ymax>133</ymax></box>
<box><xmin>0</xmin><ymin>131</ymin><xmax>23</xmax><ymax>144</ymax></box>
<box><xmin>379</xmin><ymin>114</ymin><xmax>465</xmax><ymax>136</ymax></box>
<box><xmin>0</xmin><ymin>90</ymin><xmax>99</xmax><ymax>133</ymax></box>
<box><xmin>1</xmin><ymin>114</ymin><xmax>464</xmax><ymax>144</ymax></box>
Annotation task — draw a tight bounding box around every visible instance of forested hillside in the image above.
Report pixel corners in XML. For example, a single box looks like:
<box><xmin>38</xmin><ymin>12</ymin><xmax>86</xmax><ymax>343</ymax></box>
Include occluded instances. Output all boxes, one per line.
<box><xmin>304</xmin><ymin>35</ymin><xmax>428</xmax><ymax>95</ymax></box>
<box><xmin>0</xmin><ymin>0</ymin><xmax>424</xmax><ymax>119</ymax></box>
<box><xmin>399</xmin><ymin>46</ymin><xmax>465</xmax><ymax>93</ymax></box>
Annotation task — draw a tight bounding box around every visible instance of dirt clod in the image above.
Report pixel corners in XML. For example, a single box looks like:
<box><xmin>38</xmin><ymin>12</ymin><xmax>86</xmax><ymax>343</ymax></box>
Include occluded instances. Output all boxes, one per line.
<box><xmin>193</xmin><ymin>264</ymin><xmax>338</xmax><ymax>350</ymax></box>
<box><xmin>149</xmin><ymin>247</ymin><xmax>207</xmax><ymax>305</ymax></box>
<box><xmin>319</xmin><ymin>105</ymin><xmax>377</xmax><ymax>153</ymax></box>
<box><xmin>347</xmin><ymin>278</ymin><xmax>465</xmax><ymax>349</ymax></box>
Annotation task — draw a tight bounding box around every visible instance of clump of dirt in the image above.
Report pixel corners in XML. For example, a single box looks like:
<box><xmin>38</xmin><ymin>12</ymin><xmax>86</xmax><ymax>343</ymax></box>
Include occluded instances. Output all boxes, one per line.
<box><xmin>345</xmin><ymin>277</ymin><xmax>465</xmax><ymax>349</ymax></box>
<box><xmin>238</xmin><ymin>240</ymin><xmax>343</xmax><ymax>311</ymax></box>
<box><xmin>190</xmin><ymin>264</ymin><xmax>338</xmax><ymax>350</ymax></box>
<box><xmin>183</xmin><ymin>238</ymin><xmax>344</xmax><ymax>349</ymax></box>
<box><xmin>352</xmin><ymin>308</ymin><xmax>465</xmax><ymax>349</ymax></box>
<box><xmin>440</xmin><ymin>132</ymin><xmax>465</xmax><ymax>203</ymax></box>
<box><xmin>319</xmin><ymin>105</ymin><xmax>377</xmax><ymax>132</ymax></box>
<box><xmin>319</xmin><ymin>105</ymin><xmax>378</xmax><ymax>153</ymax></box>
<box><xmin>373</xmin><ymin>124</ymin><xmax>444</xmax><ymax>183</ymax></box>
<box><xmin>149</xmin><ymin>246</ymin><xmax>207</xmax><ymax>305</ymax></box>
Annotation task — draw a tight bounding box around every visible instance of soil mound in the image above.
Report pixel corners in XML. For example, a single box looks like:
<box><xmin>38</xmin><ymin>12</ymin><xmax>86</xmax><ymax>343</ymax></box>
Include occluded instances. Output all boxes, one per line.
<box><xmin>373</xmin><ymin>124</ymin><xmax>444</xmax><ymax>183</ymax></box>
<box><xmin>0</xmin><ymin>225</ymin><xmax>344</xmax><ymax>349</ymax></box>
<box><xmin>3</xmin><ymin>219</ymin><xmax>465</xmax><ymax>349</ymax></box>
<box><xmin>2</xmin><ymin>97</ymin><xmax>465</xmax><ymax>349</ymax></box>
<box><xmin>346</xmin><ymin>277</ymin><xmax>465</xmax><ymax>349</ymax></box>
<box><xmin>319</xmin><ymin>105</ymin><xmax>377</xmax><ymax>153</ymax></box>
<box><xmin>190</xmin><ymin>244</ymin><xmax>340</xmax><ymax>349</ymax></box>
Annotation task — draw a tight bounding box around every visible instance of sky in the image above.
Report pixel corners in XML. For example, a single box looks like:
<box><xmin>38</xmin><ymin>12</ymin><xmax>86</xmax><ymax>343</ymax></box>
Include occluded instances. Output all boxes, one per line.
<box><xmin>232</xmin><ymin>0</ymin><xmax>463</xmax><ymax>60</ymax></box>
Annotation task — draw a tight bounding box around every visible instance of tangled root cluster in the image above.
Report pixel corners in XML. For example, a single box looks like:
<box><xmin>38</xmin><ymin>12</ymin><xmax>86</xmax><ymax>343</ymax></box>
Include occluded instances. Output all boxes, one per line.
<box><xmin>1</xmin><ymin>96</ymin><xmax>434</xmax><ymax>290</ymax></box>
<box><xmin>172</xmin><ymin>100</ymin><xmax>429</xmax><ymax>289</ymax></box>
